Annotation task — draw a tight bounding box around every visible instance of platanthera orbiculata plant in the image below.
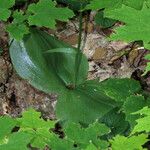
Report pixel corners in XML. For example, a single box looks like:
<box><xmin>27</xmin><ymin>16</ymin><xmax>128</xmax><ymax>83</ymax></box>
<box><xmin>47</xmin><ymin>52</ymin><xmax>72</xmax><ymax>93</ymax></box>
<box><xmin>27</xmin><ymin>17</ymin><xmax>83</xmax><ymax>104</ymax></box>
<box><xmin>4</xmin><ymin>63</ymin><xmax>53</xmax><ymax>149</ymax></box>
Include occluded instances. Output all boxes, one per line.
<box><xmin>0</xmin><ymin>0</ymin><xmax>147</xmax><ymax>135</ymax></box>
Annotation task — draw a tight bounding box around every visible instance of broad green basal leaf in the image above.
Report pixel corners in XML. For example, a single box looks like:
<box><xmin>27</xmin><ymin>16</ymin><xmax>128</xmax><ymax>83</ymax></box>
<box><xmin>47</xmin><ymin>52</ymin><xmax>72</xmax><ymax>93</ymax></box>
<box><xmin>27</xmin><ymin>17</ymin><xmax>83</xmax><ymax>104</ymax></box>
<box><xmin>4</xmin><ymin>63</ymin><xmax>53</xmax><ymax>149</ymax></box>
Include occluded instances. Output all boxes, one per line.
<box><xmin>10</xmin><ymin>28</ymin><xmax>88</xmax><ymax>94</ymax></box>
<box><xmin>10</xmin><ymin>28</ymin><xmax>116</xmax><ymax>124</ymax></box>
<box><xmin>56</xmin><ymin>80</ymin><xmax>116</xmax><ymax>124</ymax></box>
<box><xmin>27</xmin><ymin>0</ymin><xmax>74</xmax><ymax>29</ymax></box>
<box><xmin>44</xmin><ymin>48</ymin><xmax>88</xmax><ymax>87</ymax></box>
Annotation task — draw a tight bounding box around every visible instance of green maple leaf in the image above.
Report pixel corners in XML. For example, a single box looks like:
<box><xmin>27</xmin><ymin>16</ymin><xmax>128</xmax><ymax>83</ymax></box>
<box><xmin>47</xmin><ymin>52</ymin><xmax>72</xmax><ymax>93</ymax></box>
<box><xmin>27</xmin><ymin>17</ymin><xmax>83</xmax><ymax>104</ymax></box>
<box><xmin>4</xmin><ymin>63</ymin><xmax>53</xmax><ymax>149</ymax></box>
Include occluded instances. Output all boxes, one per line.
<box><xmin>86</xmin><ymin>0</ymin><xmax>146</xmax><ymax>10</ymax></box>
<box><xmin>85</xmin><ymin>143</ymin><xmax>97</xmax><ymax>150</ymax></box>
<box><xmin>64</xmin><ymin>121</ymin><xmax>110</xmax><ymax>149</ymax></box>
<box><xmin>132</xmin><ymin>106</ymin><xmax>150</xmax><ymax>133</ymax></box>
<box><xmin>0</xmin><ymin>0</ymin><xmax>15</xmax><ymax>21</ymax></box>
<box><xmin>105</xmin><ymin>4</ymin><xmax>150</xmax><ymax>50</ymax></box>
<box><xmin>110</xmin><ymin>134</ymin><xmax>148</xmax><ymax>150</ymax></box>
<box><xmin>28</xmin><ymin>0</ymin><xmax>74</xmax><ymax>29</ymax></box>
<box><xmin>30</xmin><ymin>128</ymin><xmax>54</xmax><ymax>149</ymax></box>
<box><xmin>6</xmin><ymin>11</ymin><xmax>29</xmax><ymax>40</ymax></box>
<box><xmin>0</xmin><ymin>116</ymin><xmax>16</xmax><ymax>141</ymax></box>
<box><xmin>85</xmin><ymin>0</ymin><xmax>122</xmax><ymax>10</ymax></box>
<box><xmin>122</xmin><ymin>95</ymin><xmax>148</xmax><ymax>129</ymax></box>
<box><xmin>123</xmin><ymin>0</ymin><xmax>145</xmax><ymax>9</ymax></box>
<box><xmin>17</xmin><ymin>108</ymin><xmax>55</xmax><ymax>129</ymax></box>
<box><xmin>17</xmin><ymin>108</ymin><xmax>56</xmax><ymax>149</ymax></box>
<box><xmin>48</xmin><ymin>134</ymin><xmax>74</xmax><ymax>150</ymax></box>
<box><xmin>0</xmin><ymin>132</ymin><xmax>32</xmax><ymax>150</ymax></box>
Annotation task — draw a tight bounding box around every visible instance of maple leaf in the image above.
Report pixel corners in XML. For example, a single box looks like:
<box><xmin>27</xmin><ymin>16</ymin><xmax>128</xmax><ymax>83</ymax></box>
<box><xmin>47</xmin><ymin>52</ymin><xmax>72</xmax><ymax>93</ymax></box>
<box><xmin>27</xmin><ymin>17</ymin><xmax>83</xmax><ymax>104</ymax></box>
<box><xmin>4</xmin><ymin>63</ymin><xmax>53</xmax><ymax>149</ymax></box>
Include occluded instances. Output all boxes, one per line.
<box><xmin>6</xmin><ymin>11</ymin><xmax>29</xmax><ymax>40</ymax></box>
<box><xmin>48</xmin><ymin>134</ymin><xmax>73</xmax><ymax>150</ymax></box>
<box><xmin>122</xmin><ymin>95</ymin><xmax>148</xmax><ymax>129</ymax></box>
<box><xmin>0</xmin><ymin>116</ymin><xmax>16</xmax><ymax>141</ymax></box>
<box><xmin>110</xmin><ymin>134</ymin><xmax>148</xmax><ymax>150</ymax></box>
<box><xmin>0</xmin><ymin>0</ymin><xmax>15</xmax><ymax>21</ymax></box>
<box><xmin>64</xmin><ymin>121</ymin><xmax>110</xmax><ymax>149</ymax></box>
<box><xmin>17</xmin><ymin>108</ymin><xmax>56</xmax><ymax>149</ymax></box>
<box><xmin>27</xmin><ymin>0</ymin><xmax>74</xmax><ymax>29</ymax></box>
<box><xmin>85</xmin><ymin>0</ymin><xmax>122</xmax><ymax>10</ymax></box>
<box><xmin>0</xmin><ymin>132</ymin><xmax>32</xmax><ymax>150</ymax></box>
<box><xmin>104</xmin><ymin>4</ymin><xmax>150</xmax><ymax>50</ymax></box>
<box><xmin>132</xmin><ymin>106</ymin><xmax>150</xmax><ymax>133</ymax></box>
<box><xmin>123</xmin><ymin>0</ymin><xmax>145</xmax><ymax>9</ymax></box>
<box><xmin>86</xmin><ymin>0</ymin><xmax>146</xmax><ymax>10</ymax></box>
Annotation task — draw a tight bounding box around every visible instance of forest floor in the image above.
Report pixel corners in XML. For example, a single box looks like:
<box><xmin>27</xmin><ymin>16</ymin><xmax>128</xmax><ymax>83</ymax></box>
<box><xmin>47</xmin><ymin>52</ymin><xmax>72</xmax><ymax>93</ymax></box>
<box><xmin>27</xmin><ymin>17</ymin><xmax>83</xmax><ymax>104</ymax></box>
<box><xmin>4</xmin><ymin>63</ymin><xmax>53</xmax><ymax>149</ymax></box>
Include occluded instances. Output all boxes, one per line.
<box><xmin>0</xmin><ymin>14</ymin><xmax>150</xmax><ymax>119</ymax></box>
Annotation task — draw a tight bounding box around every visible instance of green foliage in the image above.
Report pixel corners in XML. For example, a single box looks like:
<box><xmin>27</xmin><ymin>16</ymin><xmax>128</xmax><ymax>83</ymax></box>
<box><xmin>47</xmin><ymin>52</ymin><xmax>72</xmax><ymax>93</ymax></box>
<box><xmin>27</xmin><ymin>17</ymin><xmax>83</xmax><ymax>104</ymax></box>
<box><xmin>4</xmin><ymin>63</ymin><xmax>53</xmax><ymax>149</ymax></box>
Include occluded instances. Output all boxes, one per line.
<box><xmin>1</xmin><ymin>0</ymin><xmax>74</xmax><ymax>40</ymax></box>
<box><xmin>27</xmin><ymin>0</ymin><xmax>74</xmax><ymax>29</ymax></box>
<box><xmin>0</xmin><ymin>132</ymin><xmax>32</xmax><ymax>150</ymax></box>
<box><xmin>0</xmin><ymin>109</ymin><xmax>56</xmax><ymax>150</ymax></box>
<box><xmin>104</xmin><ymin>4</ymin><xmax>150</xmax><ymax>74</ymax></box>
<box><xmin>122</xmin><ymin>95</ymin><xmax>148</xmax><ymax>129</ymax></box>
<box><xmin>9</xmin><ymin>28</ymin><xmax>150</xmax><ymax>126</ymax></box>
<box><xmin>132</xmin><ymin>106</ymin><xmax>150</xmax><ymax>133</ymax></box>
<box><xmin>86</xmin><ymin>0</ymin><xmax>146</xmax><ymax>10</ymax></box>
<box><xmin>17</xmin><ymin>108</ymin><xmax>56</xmax><ymax>149</ymax></box>
<box><xmin>100</xmin><ymin>78</ymin><xmax>141</xmax><ymax>102</ymax></box>
<box><xmin>110</xmin><ymin>134</ymin><xmax>148</xmax><ymax>150</ymax></box>
<box><xmin>56</xmin><ymin>80</ymin><xmax>116</xmax><ymax>124</ymax></box>
<box><xmin>10</xmin><ymin>29</ymin><xmax>117</xmax><ymax>124</ymax></box>
<box><xmin>0</xmin><ymin>109</ymin><xmax>110</xmax><ymax>150</ymax></box>
<box><xmin>56</xmin><ymin>0</ymin><xmax>90</xmax><ymax>10</ymax></box>
<box><xmin>0</xmin><ymin>116</ymin><xmax>16</xmax><ymax>140</ymax></box>
<box><xmin>10</xmin><ymin>29</ymin><xmax>88</xmax><ymax>93</ymax></box>
<box><xmin>64</xmin><ymin>121</ymin><xmax>110</xmax><ymax>149</ymax></box>
<box><xmin>95</xmin><ymin>11</ymin><xmax>116</xmax><ymax>28</ymax></box>
<box><xmin>0</xmin><ymin>108</ymin><xmax>150</xmax><ymax>150</ymax></box>
<box><xmin>1</xmin><ymin>0</ymin><xmax>150</xmax><ymax>148</ymax></box>
<box><xmin>0</xmin><ymin>0</ymin><xmax>15</xmax><ymax>21</ymax></box>
<box><xmin>105</xmin><ymin>4</ymin><xmax>150</xmax><ymax>49</ymax></box>
<box><xmin>6</xmin><ymin>11</ymin><xmax>29</xmax><ymax>40</ymax></box>
<box><xmin>100</xmin><ymin>108</ymin><xmax>129</xmax><ymax>138</ymax></box>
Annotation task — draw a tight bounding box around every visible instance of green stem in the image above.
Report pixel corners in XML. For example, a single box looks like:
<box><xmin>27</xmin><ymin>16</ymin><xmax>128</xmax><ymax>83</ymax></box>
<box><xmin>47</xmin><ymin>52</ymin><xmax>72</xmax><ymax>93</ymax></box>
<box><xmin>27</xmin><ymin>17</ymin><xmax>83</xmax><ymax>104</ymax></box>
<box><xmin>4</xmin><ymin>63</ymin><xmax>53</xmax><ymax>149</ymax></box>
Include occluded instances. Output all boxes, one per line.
<box><xmin>77</xmin><ymin>12</ymin><xmax>83</xmax><ymax>50</ymax></box>
<box><xmin>75</xmin><ymin>11</ymin><xmax>83</xmax><ymax>86</ymax></box>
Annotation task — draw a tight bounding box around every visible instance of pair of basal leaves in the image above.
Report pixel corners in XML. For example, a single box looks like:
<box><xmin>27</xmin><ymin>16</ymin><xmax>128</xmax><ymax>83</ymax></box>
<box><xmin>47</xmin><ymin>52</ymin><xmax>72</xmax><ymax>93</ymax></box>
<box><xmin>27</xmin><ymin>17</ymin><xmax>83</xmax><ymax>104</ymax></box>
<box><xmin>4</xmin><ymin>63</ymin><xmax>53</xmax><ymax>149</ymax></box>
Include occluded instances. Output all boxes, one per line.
<box><xmin>10</xmin><ymin>29</ymin><xmax>140</xmax><ymax>124</ymax></box>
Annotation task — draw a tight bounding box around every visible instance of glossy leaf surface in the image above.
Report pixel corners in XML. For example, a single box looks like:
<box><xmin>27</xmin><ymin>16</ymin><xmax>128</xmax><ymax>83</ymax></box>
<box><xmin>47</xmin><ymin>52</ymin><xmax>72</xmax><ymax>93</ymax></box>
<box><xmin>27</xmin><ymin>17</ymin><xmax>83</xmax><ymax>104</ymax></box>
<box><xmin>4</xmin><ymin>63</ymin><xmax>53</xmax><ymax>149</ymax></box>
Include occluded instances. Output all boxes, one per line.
<box><xmin>10</xmin><ymin>28</ymin><xmax>88</xmax><ymax>93</ymax></box>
